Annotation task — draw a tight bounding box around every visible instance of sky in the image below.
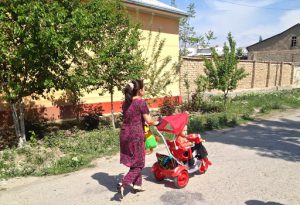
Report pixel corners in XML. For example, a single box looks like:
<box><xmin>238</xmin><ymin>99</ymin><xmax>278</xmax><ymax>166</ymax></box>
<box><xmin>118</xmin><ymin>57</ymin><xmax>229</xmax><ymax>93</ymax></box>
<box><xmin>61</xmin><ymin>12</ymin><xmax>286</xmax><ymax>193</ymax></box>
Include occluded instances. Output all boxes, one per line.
<box><xmin>159</xmin><ymin>0</ymin><xmax>300</xmax><ymax>48</ymax></box>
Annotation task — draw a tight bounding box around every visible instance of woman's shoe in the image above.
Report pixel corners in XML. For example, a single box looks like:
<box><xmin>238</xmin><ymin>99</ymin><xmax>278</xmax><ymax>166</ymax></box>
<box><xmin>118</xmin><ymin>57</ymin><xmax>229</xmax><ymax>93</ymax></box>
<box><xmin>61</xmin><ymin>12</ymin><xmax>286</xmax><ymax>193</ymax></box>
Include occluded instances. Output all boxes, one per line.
<box><xmin>117</xmin><ymin>183</ymin><xmax>124</xmax><ymax>198</ymax></box>
<box><xmin>133</xmin><ymin>185</ymin><xmax>145</xmax><ymax>193</ymax></box>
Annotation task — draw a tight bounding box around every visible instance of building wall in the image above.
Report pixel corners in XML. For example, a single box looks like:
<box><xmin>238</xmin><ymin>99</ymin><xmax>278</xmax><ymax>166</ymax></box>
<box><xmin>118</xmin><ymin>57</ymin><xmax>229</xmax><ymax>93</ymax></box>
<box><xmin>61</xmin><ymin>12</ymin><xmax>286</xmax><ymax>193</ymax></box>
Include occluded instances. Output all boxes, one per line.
<box><xmin>248</xmin><ymin>25</ymin><xmax>300</xmax><ymax>52</ymax></box>
<box><xmin>129</xmin><ymin>9</ymin><xmax>180</xmax><ymax>98</ymax></box>
<box><xmin>180</xmin><ymin>57</ymin><xmax>295</xmax><ymax>100</ymax></box>
<box><xmin>248</xmin><ymin>24</ymin><xmax>300</xmax><ymax>62</ymax></box>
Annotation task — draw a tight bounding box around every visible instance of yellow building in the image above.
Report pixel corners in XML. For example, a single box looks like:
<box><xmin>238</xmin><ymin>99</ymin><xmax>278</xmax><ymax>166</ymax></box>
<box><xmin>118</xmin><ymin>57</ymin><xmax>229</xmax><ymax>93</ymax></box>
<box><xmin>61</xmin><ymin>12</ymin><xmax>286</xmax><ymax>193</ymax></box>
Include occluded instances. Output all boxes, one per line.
<box><xmin>1</xmin><ymin>0</ymin><xmax>187</xmax><ymax>120</ymax></box>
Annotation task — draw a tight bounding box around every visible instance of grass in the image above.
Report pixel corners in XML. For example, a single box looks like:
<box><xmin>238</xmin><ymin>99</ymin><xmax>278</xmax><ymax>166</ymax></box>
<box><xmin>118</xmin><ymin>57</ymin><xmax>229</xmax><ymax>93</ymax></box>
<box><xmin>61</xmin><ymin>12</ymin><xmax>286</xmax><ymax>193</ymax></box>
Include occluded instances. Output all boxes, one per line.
<box><xmin>187</xmin><ymin>89</ymin><xmax>300</xmax><ymax>133</ymax></box>
<box><xmin>1</xmin><ymin>88</ymin><xmax>300</xmax><ymax>179</ymax></box>
<box><xmin>0</xmin><ymin>128</ymin><xmax>119</xmax><ymax>179</ymax></box>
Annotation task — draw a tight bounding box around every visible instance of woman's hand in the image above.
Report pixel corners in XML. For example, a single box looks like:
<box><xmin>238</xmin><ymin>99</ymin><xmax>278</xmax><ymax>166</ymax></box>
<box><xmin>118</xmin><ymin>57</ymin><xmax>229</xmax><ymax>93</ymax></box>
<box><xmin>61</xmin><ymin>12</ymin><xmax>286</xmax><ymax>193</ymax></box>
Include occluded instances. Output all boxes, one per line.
<box><xmin>143</xmin><ymin>114</ymin><xmax>160</xmax><ymax>126</ymax></box>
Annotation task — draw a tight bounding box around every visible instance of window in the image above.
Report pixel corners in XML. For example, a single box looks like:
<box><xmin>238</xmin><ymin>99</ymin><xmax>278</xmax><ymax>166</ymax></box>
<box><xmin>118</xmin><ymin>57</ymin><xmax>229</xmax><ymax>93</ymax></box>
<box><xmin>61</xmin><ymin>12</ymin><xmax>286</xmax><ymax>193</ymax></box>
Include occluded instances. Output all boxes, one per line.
<box><xmin>291</xmin><ymin>36</ymin><xmax>297</xmax><ymax>47</ymax></box>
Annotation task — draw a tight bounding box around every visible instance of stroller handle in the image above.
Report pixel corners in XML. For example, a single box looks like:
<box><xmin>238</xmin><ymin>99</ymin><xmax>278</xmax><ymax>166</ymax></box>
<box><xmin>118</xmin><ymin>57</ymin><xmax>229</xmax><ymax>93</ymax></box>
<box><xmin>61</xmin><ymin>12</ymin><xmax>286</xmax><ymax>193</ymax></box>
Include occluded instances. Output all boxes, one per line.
<box><xmin>155</xmin><ymin>127</ymin><xmax>183</xmax><ymax>165</ymax></box>
<box><xmin>155</xmin><ymin>128</ymin><xmax>172</xmax><ymax>156</ymax></box>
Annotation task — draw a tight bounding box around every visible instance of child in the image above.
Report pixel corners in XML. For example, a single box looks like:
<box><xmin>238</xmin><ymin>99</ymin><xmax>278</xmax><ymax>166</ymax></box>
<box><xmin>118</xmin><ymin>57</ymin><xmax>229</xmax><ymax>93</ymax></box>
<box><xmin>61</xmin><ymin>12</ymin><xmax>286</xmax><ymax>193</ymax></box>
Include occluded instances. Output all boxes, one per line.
<box><xmin>176</xmin><ymin>125</ymin><xmax>211</xmax><ymax>168</ymax></box>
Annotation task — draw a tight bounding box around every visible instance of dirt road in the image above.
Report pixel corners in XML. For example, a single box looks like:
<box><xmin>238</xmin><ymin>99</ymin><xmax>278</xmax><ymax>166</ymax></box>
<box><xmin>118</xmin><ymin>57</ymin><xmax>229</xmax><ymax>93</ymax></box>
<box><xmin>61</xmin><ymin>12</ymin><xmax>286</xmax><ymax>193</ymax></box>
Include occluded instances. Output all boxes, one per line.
<box><xmin>0</xmin><ymin>109</ymin><xmax>300</xmax><ymax>205</ymax></box>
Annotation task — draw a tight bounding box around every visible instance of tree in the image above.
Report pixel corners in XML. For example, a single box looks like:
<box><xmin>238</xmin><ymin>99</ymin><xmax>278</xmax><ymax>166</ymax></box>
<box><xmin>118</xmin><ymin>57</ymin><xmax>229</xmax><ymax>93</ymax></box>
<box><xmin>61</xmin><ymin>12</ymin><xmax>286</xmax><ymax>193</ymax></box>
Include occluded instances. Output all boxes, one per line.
<box><xmin>203</xmin><ymin>30</ymin><xmax>217</xmax><ymax>48</ymax></box>
<box><xmin>259</xmin><ymin>35</ymin><xmax>263</xmax><ymax>42</ymax></box>
<box><xmin>0</xmin><ymin>0</ymin><xmax>86</xmax><ymax>146</ymax></box>
<box><xmin>179</xmin><ymin>3</ymin><xmax>197</xmax><ymax>56</ymax></box>
<box><xmin>85</xmin><ymin>0</ymin><xmax>145</xmax><ymax>129</ymax></box>
<box><xmin>142</xmin><ymin>31</ymin><xmax>178</xmax><ymax>99</ymax></box>
<box><xmin>179</xmin><ymin>3</ymin><xmax>216</xmax><ymax>56</ymax></box>
<box><xmin>170</xmin><ymin>0</ymin><xmax>176</xmax><ymax>7</ymax></box>
<box><xmin>201</xmin><ymin>33</ymin><xmax>248</xmax><ymax>108</ymax></box>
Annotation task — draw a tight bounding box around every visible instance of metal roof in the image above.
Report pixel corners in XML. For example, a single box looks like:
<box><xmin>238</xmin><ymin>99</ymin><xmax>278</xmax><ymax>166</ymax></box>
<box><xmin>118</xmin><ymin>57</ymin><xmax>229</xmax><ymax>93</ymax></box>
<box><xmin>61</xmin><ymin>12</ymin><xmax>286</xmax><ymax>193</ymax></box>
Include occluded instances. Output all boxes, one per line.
<box><xmin>124</xmin><ymin>0</ymin><xmax>188</xmax><ymax>16</ymax></box>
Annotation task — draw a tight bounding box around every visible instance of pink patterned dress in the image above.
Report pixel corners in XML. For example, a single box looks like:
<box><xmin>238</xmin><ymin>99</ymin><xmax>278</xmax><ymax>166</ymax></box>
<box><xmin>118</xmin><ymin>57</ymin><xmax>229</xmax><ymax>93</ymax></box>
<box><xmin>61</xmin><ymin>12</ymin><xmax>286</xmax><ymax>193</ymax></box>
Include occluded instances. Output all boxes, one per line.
<box><xmin>120</xmin><ymin>99</ymin><xmax>149</xmax><ymax>168</ymax></box>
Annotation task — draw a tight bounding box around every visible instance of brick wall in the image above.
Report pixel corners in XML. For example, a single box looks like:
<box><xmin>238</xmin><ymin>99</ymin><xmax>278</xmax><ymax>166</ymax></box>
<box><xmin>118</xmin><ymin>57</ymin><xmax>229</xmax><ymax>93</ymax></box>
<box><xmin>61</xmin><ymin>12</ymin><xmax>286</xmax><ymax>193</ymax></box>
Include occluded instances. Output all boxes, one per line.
<box><xmin>180</xmin><ymin>57</ymin><xmax>295</xmax><ymax>100</ymax></box>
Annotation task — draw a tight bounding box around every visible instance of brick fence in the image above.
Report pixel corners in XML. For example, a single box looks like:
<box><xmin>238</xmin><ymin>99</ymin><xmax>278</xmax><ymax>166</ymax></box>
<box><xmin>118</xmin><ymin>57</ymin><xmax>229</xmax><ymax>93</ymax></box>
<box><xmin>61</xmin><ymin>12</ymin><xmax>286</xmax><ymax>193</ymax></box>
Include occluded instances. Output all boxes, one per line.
<box><xmin>180</xmin><ymin>57</ymin><xmax>295</xmax><ymax>100</ymax></box>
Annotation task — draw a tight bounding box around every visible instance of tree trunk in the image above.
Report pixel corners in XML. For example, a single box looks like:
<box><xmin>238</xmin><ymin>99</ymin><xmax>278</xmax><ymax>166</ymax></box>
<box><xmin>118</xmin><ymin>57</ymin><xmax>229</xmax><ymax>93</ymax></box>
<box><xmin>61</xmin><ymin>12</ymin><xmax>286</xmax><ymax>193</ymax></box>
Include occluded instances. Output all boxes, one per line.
<box><xmin>110</xmin><ymin>90</ymin><xmax>116</xmax><ymax>130</ymax></box>
<box><xmin>75</xmin><ymin>95</ymin><xmax>80</xmax><ymax>124</ymax></box>
<box><xmin>187</xmin><ymin>87</ymin><xmax>190</xmax><ymax>106</ymax></box>
<box><xmin>11</xmin><ymin>103</ymin><xmax>21</xmax><ymax>142</ymax></box>
<box><xmin>223</xmin><ymin>91</ymin><xmax>228</xmax><ymax>111</ymax></box>
<box><xmin>10</xmin><ymin>100</ymin><xmax>26</xmax><ymax>147</ymax></box>
<box><xmin>19</xmin><ymin>99</ymin><xmax>26</xmax><ymax>144</ymax></box>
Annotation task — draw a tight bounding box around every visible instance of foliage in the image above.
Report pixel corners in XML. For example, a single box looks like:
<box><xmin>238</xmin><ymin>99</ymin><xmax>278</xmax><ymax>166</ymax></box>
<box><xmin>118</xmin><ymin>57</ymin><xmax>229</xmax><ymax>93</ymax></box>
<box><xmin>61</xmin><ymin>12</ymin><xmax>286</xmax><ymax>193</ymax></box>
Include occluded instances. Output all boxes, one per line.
<box><xmin>142</xmin><ymin>31</ymin><xmax>177</xmax><ymax>99</ymax></box>
<box><xmin>202</xmin><ymin>33</ymin><xmax>248</xmax><ymax>108</ymax></box>
<box><xmin>183</xmin><ymin>72</ymin><xmax>191</xmax><ymax>104</ymax></box>
<box><xmin>0</xmin><ymin>0</ymin><xmax>144</xmax><ymax>138</ymax></box>
<box><xmin>179</xmin><ymin>2</ymin><xmax>216</xmax><ymax>56</ymax></box>
<box><xmin>170</xmin><ymin>0</ymin><xmax>176</xmax><ymax>7</ymax></box>
<box><xmin>80</xmin><ymin>114</ymin><xmax>100</xmax><ymax>131</ymax></box>
<box><xmin>193</xmin><ymin>75</ymin><xmax>208</xmax><ymax>110</ymax></box>
<box><xmin>159</xmin><ymin>96</ymin><xmax>178</xmax><ymax>116</ymax></box>
<box><xmin>181</xmin><ymin>74</ymin><xmax>208</xmax><ymax>112</ymax></box>
<box><xmin>188</xmin><ymin>113</ymin><xmax>238</xmax><ymax>133</ymax></box>
<box><xmin>179</xmin><ymin>3</ymin><xmax>197</xmax><ymax>56</ymax></box>
<box><xmin>0</xmin><ymin>0</ymin><xmax>84</xmax><ymax>102</ymax></box>
<box><xmin>0</xmin><ymin>0</ymin><xmax>88</xmax><ymax>145</ymax></box>
<box><xmin>203</xmin><ymin>31</ymin><xmax>217</xmax><ymax>47</ymax></box>
<box><xmin>0</xmin><ymin>127</ymin><xmax>119</xmax><ymax>179</ymax></box>
<box><xmin>84</xmin><ymin>0</ymin><xmax>145</xmax><ymax>129</ymax></box>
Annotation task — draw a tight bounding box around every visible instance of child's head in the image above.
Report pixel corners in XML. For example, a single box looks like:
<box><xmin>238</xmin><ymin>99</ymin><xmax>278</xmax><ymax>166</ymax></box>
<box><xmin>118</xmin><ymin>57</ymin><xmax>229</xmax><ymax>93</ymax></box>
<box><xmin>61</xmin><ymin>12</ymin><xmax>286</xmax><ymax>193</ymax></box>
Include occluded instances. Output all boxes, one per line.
<box><xmin>179</xmin><ymin>125</ymin><xmax>188</xmax><ymax>136</ymax></box>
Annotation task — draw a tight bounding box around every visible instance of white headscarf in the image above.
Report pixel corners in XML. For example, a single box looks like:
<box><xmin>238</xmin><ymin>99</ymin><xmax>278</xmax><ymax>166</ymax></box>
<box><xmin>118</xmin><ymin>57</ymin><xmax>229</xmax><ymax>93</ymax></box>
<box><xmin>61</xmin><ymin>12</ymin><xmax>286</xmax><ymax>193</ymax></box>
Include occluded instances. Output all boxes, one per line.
<box><xmin>128</xmin><ymin>82</ymin><xmax>134</xmax><ymax>90</ymax></box>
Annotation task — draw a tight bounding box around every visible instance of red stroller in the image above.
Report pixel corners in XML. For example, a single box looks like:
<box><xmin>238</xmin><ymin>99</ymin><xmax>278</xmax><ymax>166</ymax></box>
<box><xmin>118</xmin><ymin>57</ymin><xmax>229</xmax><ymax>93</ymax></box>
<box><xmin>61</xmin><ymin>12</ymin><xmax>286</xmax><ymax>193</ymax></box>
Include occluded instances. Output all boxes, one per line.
<box><xmin>152</xmin><ymin>113</ymin><xmax>211</xmax><ymax>188</ymax></box>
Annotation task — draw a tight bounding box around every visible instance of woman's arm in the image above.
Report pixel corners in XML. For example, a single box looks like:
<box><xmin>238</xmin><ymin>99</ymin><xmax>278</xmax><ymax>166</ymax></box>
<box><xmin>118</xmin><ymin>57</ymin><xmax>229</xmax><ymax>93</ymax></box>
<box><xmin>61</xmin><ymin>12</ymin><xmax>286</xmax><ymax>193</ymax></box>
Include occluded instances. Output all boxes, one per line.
<box><xmin>143</xmin><ymin>114</ymin><xmax>159</xmax><ymax>126</ymax></box>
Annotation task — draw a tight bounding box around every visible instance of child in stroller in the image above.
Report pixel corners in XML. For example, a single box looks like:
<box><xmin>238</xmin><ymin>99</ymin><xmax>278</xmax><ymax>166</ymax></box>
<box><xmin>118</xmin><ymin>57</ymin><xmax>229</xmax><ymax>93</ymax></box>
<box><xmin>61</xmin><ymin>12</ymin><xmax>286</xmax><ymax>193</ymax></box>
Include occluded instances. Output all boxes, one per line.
<box><xmin>176</xmin><ymin>125</ymin><xmax>211</xmax><ymax>170</ymax></box>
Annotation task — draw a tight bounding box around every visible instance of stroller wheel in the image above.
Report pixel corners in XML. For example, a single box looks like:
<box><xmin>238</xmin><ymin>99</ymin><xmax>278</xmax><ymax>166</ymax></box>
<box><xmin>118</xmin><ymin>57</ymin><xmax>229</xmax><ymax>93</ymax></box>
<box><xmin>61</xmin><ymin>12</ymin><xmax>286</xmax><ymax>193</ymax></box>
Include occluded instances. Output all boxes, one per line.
<box><xmin>153</xmin><ymin>169</ymin><xmax>165</xmax><ymax>181</ymax></box>
<box><xmin>174</xmin><ymin>170</ymin><xmax>189</xmax><ymax>188</ymax></box>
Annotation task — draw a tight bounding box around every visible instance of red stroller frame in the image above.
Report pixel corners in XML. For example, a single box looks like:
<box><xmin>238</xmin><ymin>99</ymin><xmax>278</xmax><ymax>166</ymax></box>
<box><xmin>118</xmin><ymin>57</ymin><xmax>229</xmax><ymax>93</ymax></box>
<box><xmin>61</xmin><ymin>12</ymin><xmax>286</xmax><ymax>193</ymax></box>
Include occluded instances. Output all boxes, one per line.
<box><xmin>151</xmin><ymin>113</ymin><xmax>211</xmax><ymax>188</ymax></box>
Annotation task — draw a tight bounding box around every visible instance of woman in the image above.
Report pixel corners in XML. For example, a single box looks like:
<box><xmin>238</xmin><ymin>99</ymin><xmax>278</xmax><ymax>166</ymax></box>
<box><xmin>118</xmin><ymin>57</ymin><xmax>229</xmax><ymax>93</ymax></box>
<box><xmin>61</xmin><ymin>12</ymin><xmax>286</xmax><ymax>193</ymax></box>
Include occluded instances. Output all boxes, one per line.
<box><xmin>118</xmin><ymin>79</ymin><xmax>159</xmax><ymax>198</ymax></box>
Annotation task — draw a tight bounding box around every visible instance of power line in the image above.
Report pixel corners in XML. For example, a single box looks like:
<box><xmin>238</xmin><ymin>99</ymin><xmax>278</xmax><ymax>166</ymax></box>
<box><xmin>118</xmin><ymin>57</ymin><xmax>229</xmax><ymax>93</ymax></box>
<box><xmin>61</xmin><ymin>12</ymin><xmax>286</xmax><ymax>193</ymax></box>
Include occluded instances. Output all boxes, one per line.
<box><xmin>216</xmin><ymin>0</ymin><xmax>300</xmax><ymax>11</ymax></box>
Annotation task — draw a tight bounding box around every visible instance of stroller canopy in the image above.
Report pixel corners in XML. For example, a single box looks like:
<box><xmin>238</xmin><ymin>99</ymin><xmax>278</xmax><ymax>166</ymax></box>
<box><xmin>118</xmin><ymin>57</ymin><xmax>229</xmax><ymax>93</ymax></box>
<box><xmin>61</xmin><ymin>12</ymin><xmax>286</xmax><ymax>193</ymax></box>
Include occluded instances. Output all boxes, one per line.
<box><xmin>157</xmin><ymin>113</ymin><xmax>188</xmax><ymax>135</ymax></box>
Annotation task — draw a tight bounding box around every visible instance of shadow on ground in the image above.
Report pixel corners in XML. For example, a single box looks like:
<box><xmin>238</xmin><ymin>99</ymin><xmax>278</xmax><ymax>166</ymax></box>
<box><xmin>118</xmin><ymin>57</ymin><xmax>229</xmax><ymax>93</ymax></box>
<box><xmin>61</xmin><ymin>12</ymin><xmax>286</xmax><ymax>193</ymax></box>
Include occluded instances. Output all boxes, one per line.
<box><xmin>91</xmin><ymin>172</ymin><xmax>125</xmax><ymax>201</ymax></box>
<box><xmin>207</xmin><ymin>117</ymin><xmax>300</xmax><ymax>162</ymax></box>
<box><xmin>245</xmin><ymin>199</ymin><xmax>284</xmax><ymax>205</ymax></box>
<box><xmin>160</xmin><ymin>190</ymin><xmax>203</xmax><ymax>205</ymax></box>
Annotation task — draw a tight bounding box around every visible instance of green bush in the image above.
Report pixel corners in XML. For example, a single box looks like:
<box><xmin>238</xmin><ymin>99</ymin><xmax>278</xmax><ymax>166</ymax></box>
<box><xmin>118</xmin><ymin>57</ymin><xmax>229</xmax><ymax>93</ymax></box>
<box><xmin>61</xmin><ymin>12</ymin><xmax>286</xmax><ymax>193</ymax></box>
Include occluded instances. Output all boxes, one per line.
<box><xmin>188</xmin><ymin>112</ymin><xmax>241</xmax><ymax>132</ymax></box>
<box><xmin>229</xmin><ymin>115</ymin><xmax>238</xmax><ymax>127</ymax></box>
<box><xmin>25</xmin><ymin>120</ymin><xmax>46</xmax><ymax>141</ymax></box>
<box><xmin>160</xmin><ymin>96</ymin><xmax>178</xmax><ymax>116</ymax></box>
<box><xmin>80</xmin><ymin>114</ymin><xmax>100</xmax><ymax>130</ymax></box>
<box><xmin>206</xmin><ymin>114</ymin><xmax>220</xmax><ymax>130</ymax></box>
<box><xmin>201</xmin><ymin>100</ymin><xmax>225</xmax><ymax>113</ymax></box>
<box><xmin>260</xmin><ymin>104</ymin><xmax>272</xmax><ymax>113</ymax></box>
<box><xmin>188</xmin><ymin>115</ymin><xmax>205</xmax><ymax>133</ymax></box>
<box><xmin>219</xmin><ymin>113</ymin><xmax>229</xmax><ymax>125</ymax></box>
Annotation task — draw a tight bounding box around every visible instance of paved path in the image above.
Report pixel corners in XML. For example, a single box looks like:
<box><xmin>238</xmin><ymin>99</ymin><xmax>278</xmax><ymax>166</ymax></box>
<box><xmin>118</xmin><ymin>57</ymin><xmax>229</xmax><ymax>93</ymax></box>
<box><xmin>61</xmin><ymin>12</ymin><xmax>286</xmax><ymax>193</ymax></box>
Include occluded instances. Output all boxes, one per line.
<box><xmin>0</xmin><ymin>109</ymin><xmax>300</xmax><ymax>205</ymax></box>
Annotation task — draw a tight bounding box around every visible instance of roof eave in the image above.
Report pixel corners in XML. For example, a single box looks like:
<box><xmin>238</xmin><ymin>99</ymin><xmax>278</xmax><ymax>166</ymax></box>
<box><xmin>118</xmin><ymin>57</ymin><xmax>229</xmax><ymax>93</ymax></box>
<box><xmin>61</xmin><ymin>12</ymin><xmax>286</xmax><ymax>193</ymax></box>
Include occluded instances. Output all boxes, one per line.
<box><xmin>123</xmin><ymin>0</ymin><xmax>188</xmax><ymax>17</ymax></box>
